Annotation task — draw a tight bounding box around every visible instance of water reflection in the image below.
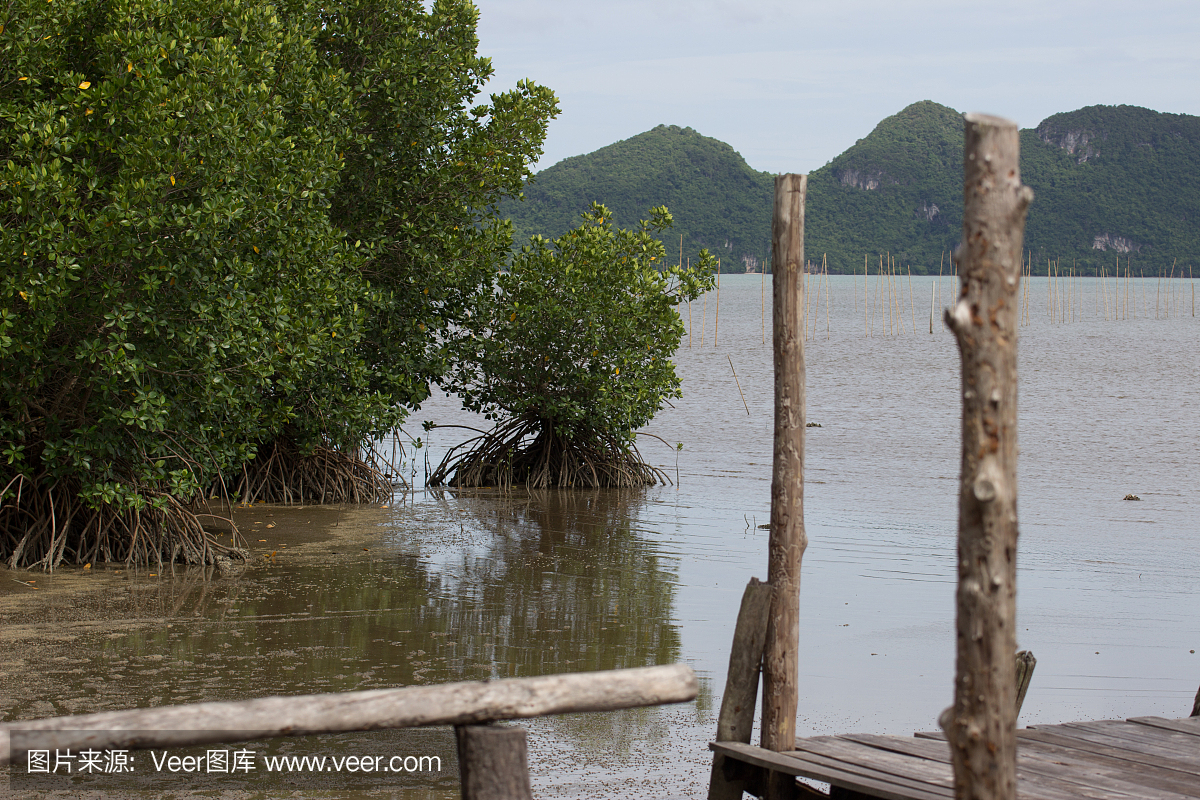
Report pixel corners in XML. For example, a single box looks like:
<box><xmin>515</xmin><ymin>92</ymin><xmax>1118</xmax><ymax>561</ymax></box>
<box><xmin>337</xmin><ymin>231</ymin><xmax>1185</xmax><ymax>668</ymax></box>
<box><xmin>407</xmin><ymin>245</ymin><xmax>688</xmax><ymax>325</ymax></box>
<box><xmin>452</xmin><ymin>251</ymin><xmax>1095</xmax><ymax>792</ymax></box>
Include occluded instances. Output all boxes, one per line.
<box><xmin>429</xmin><ymin>488</ymin><xmax>682</xmax><ymax>676</ymax></box>
<box><xmin>1</xmin><ymin>489</ymin><xmax>692</xmax><ymax>797</ymax></box>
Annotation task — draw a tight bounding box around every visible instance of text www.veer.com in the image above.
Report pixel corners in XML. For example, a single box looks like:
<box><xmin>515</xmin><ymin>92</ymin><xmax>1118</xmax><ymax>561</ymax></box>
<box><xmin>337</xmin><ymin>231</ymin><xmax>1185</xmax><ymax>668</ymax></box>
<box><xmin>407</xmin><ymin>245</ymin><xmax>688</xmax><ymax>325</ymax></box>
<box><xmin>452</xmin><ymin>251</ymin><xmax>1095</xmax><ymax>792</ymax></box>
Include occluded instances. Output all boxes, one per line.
<box><xmin>261</xmin><ymin>754</ymin><xmax>441</xmax><ymax>773</ymax></box>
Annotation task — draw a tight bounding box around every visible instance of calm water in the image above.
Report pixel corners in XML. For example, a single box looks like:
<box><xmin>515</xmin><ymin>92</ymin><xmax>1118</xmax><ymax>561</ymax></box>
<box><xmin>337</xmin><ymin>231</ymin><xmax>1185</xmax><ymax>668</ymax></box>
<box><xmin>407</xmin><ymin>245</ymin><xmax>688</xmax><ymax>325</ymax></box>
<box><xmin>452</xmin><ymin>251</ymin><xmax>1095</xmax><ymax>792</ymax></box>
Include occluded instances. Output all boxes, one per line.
<box><xmin>2</xmin><ymin>274</ymin><xmax>1197</xmax><ymax>799</ymax></box>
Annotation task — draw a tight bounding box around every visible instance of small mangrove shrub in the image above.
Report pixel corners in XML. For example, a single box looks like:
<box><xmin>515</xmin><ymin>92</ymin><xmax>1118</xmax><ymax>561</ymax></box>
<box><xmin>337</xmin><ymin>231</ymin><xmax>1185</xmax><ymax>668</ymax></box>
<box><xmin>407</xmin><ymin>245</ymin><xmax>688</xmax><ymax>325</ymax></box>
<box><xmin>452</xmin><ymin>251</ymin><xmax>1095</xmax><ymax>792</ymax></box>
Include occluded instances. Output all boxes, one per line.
<box><xmin>431</xmin><ymin>204</ymin><xmax>714</xmax><ymax>488</ymax></box>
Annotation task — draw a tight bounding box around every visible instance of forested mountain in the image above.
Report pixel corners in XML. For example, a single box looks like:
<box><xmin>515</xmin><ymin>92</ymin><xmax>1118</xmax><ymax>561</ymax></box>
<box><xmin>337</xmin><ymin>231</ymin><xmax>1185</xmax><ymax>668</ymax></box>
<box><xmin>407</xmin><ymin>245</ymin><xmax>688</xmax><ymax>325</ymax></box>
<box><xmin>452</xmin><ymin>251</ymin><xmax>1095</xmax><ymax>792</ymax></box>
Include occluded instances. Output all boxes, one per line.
<box><xmin>500</xmin><ymin>125</ymin><xmax>773</xmax><ymax>272</ymax></box>
<box><xmin>503</xmin><ymin>103</ymin><xmax>1200</xmax><ymax>275</ymax></box>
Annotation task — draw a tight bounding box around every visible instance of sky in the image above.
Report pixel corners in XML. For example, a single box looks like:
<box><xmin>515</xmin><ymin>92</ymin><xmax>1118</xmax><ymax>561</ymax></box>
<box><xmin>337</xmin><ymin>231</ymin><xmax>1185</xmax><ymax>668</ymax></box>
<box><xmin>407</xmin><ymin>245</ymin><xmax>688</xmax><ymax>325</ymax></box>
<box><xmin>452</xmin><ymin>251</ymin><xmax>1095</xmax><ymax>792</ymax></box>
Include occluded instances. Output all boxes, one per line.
<box><xmin>472</xmin><ymin>0</ymin><xmax>1200</xmax><ymax>174</ymax></box>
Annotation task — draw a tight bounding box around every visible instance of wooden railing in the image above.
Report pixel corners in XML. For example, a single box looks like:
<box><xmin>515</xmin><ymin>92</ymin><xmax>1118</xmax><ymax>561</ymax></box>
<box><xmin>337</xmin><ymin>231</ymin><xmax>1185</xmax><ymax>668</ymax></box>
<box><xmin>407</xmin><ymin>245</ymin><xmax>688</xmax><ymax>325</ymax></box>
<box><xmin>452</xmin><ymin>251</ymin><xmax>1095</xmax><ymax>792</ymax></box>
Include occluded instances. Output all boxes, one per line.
<box><xmin>1</xmin><ymin>663</ymin><xmax>697</xmax><ymax>799</ymax></box>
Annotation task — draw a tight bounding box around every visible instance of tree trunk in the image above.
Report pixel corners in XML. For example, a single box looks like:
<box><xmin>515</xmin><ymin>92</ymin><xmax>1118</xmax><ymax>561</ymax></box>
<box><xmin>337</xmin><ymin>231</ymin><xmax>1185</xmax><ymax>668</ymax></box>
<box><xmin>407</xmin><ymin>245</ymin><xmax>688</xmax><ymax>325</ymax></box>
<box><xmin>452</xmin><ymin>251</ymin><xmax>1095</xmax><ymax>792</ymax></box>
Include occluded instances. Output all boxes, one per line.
<box><xmin>764</xmin><ymin>174</ymin><xmax>808</xmax><ymax>800</ymax></box>
<box><xmin>940</xmin><ymin>114</ymin><xmax>1033</xmax><ymax>800</ymax></box>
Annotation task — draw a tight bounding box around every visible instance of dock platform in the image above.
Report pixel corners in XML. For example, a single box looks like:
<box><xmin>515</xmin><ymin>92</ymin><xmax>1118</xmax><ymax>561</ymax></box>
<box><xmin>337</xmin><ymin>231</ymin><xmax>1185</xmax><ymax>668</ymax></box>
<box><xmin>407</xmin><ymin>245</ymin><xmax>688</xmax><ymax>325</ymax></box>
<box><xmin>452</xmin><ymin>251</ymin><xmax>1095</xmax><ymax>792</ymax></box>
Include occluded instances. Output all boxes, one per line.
<box><xmin>711</xmin><ymin>715</ymin><xmax>1200</xmax><ymax>800</ymax></box>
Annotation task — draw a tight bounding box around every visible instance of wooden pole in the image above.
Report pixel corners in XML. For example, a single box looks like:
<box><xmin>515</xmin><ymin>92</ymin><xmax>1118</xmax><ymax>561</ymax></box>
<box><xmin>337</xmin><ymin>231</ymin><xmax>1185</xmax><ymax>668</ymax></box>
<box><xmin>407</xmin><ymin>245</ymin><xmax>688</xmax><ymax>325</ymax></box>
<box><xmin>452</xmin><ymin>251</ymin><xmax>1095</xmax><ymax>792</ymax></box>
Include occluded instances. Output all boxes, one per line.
<box><xmin>708</xmin><ymin>578</ymin><xmax>773</xmax><ymax>800</ymax></box>
<box><xmin>0</xmin><ymin>664</ymin><xmax>698</xmax><ymax>766</ymax></box>
<box><xmin>713</xmin><ymin>259</ymin><xmax>721</xmax><ymax>346</ymax></box>
<box><xmin>941</xmin><ymin>113</ymin><xmax>1031</xmax><ymax>800</ymax></box>
<box><xmin>1014</xmin><ymin>650</ymin><xmax>1036</xmax><ymax>716</ymax></box>
<box><xmin>457</xmin><ymin>723</ymin><xmax>534</xmax><ymax>800</ymax></box>
<box><xmin>764</xmin><ymin>174</ymin><xmax>807</xmax><ymax>800</ymax></box>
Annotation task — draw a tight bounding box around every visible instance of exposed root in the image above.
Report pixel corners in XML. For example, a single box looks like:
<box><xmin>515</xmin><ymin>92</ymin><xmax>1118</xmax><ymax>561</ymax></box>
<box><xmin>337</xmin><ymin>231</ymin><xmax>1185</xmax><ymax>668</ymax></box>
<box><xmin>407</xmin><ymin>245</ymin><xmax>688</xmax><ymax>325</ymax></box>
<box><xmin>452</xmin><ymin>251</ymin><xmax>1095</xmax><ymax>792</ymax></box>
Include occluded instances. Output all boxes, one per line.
<box><xmin>219</xmin><ymin>437</ymin><xmax>395</xmax><ymax>505</ymax></box>
<box><xmin>0</xmin><ymin>474</ymin><xmax>244</xmax><ymax>571</ymax></box>
<box><xmin>427</xmin><ymin>418</ymin><xmax>668</xmax><ymax>489</ymax></box>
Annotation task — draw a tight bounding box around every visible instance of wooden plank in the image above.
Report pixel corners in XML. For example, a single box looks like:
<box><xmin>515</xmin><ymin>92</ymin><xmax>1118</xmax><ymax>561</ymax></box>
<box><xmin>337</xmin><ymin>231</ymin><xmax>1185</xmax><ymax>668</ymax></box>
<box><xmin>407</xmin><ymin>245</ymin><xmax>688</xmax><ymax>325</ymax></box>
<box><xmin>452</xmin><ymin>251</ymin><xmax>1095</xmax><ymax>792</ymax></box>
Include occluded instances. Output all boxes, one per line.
<box><xmin>1018</xmin><ymin>729</ymin><xmax>1200</xmax><ymax>777</ymax></box>
<box><xmin>1027</xmin><ymin>724</ymin><xmax>1200</xmax><ymax>765</ymax></box>
<box><xmin>840</xmin><ymin>731</ymin><xmax>1198</xmax><ymax>800</ymax></box>
<box><xmin>1012</xmin><ymin>735</ymin><xmax>1200</xmax><ymax>798</ymax></box>
<box><xmin>717</xmin><ymin>717</ymin><xmax>1200</xmax><ymax>800</ymax></box>
<box><xmin>1127</xmin><ymin>716</ymin><xmax>1200</xmax><ymax>738</ymax></box>
<box><xmin>795</xmin><ymin>737</ymin><xmax>955</xmax><ymax>790</ymax></box>
<box><xmin>853</xmin><ymin>732</ymin><xmax>1199</xmax><ymax>800</ymax></box>
<box><xmin>711</xmin><ymin>741</ymin><xmax>952</xmax><ymax>800</ymax></box>
<box><xmin>799</xmin><ymin>737</ymin><xmax>1126</xmax><ymax>800</ymax></box>
<box><xmin>843</xmin><ymin>734</ymin><xmax>953</xmax><ymax>763</ymax></box>
<box><xmin>0</xmin><ymin>663</ymin><xmax>697</xmax><ymax>767</ymax></box>
<box><xmin>1015</xmin><ymin>742</ymin><xmax>1196</xmax><ymax>800</ymax></box>
<box><xmin>1054</xmin><ymin>721</ymin><xmax>1200</xmax><ymax>758</ymax></box>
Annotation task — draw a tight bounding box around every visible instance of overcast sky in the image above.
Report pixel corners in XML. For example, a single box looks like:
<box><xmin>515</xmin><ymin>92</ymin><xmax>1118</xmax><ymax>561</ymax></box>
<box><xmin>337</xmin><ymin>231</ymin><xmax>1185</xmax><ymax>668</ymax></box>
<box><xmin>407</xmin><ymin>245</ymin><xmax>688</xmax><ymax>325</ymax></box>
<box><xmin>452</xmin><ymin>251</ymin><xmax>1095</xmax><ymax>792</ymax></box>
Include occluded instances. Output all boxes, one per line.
<box><xmin>473</xmin><ymin>0</ymin><xmax>1199</xmax><ymax>174</ymax></box>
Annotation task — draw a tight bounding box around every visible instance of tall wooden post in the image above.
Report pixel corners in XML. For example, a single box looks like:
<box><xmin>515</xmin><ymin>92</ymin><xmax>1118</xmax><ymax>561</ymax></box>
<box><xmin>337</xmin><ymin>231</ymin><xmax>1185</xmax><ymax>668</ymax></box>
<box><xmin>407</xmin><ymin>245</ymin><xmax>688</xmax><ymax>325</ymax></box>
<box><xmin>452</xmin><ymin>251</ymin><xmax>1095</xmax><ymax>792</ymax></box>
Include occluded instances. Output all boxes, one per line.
<box><xmin>763</xmin><ymin>174</ymin><xmax>808</xmax><ymax>800</ymax></box>
<box><xmin>941</xmin><ymin>114</ymin><xmax>1032</xmax><ymax>800</ymax></box>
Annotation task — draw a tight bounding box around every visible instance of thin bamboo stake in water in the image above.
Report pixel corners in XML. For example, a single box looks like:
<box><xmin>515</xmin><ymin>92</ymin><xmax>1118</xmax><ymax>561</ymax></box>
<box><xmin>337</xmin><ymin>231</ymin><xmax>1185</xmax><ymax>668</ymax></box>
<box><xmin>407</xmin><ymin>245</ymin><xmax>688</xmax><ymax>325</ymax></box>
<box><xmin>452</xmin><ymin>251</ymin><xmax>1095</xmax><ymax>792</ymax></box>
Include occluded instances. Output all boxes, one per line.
<box><xmin>1142</xmin><ymin>269</ymin><xmax>1149</xmax><ymax>318</ymax></box>
<box><xmin>930</xmin><ymin>268</ymin><xmax>937</xmax><ymax>334</ymax></box>
<box><xmin>886</xmin><ymin>256</ymin><xmax>892</xmax><ymax>335</ymax></box>
<box><xmin>761</xmin><ymin>265</ymin><xmax>766</xmax><ymax>345</ymax></box>
<box><xmin>824</xmin><ymin>254</ymin><xmax>831</xmax><ymax>340</ymax></box>
<box><xmin>728</xmin><ymin>356</ymin><xmax>750</xmax><ymax>416</ymax></box>
<box><xmin>893</xmin><ymin>256</ymin><xmax>902</xmax><ymax>335</ymax></box>
<box><xmin>878</xmin><ymin>255</ymin><xmax>884</xmax><ymax>336</ymax></box>
<box><xmin>802</xmin><ymin>262</ymin><xmax>809</xmax><ymax>341</ymax></box>
<box><xmin>936</xmin><ymin>251</ymin><xmax>944</xmax><ymax>332</ymax></box>
<box><xmin>908</xmin><ymin>265</ymin><xmax>916</xmax><ymax>334</ymax></box>
<box><xmin>853</xmin><ymin>257</ymin><xmax>858</xmax><ymax>314</ymax></box>
<box><xmin>1024</xmin><ymin>255</ymin><xmax>1031</xmax><ymax>326</ymax></box>
<box><xmin>1070</xmin><ymin>263</ymin><xmax>1080</xmax><ymax>323</ymax></box>
<box><xmin>714</xmin><ymin>259</ymin><xmax>721</xmax><ymax>347</ymax></box>
<box><xmin>864</xmin><ymin>255</ymin><xmax>869</xmax><ymax>337</ymax></box>
<box><xmin>1047</xmin><ymin>259</ymin><xmax>1052</xmax><ymax>320</ymax></box>
<box><xmin>1124</xmin><ymin>257</ymin><xmax>1129</xmax><ymax>321</ymax></box>
<box><xmin>1170</xmin><ymin>259</ymin><xmax>1177</xmax><ymax>318</ymax></box>
<box><xmin>1102</xmin><ymin>267</ymin><xmax>1110</xmax><ymax>321</ymax></box>
<box><xmin>810</xmin><ymin>259</ymin><xmax>823</xmax><ymax>342</ymax></box>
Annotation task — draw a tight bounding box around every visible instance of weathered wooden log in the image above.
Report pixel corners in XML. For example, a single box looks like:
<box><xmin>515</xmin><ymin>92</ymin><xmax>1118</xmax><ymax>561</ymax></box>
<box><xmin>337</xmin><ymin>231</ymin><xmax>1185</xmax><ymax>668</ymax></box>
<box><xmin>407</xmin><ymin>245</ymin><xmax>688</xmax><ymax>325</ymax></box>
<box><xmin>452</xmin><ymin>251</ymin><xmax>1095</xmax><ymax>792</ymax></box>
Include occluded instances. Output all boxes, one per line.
<box><xmin>765</xmin><ymin>173</ymin><xmax>808</xmax><ymax>800</ymax></box>
<box><xmin>1014</xmin><ymin>650</ymin><xmax>1036</xmax><ymax>715</ymax></box>
<box><xmin>1191</xmin><ymin>684</ymin><xmax>1199</xmax><ymax>717</ymax></box>
<box><xmin>0</xmin><ymin>663</ymin><xmax>697</xmax><ymax>767</ymax></box>
<box><xmin>940</xmin><ymin>113</ymin><xmax>1033</xmax><ymax>800</ymax></box>
<box><xmin>709</xmin><ymin>577</ymin><xmax>773</xmax><ymax>800</ymax></box>
<box><xmin>456</xmin><ymin>723</ymin><xmax>533</xmax><ymax>800</ymax></box>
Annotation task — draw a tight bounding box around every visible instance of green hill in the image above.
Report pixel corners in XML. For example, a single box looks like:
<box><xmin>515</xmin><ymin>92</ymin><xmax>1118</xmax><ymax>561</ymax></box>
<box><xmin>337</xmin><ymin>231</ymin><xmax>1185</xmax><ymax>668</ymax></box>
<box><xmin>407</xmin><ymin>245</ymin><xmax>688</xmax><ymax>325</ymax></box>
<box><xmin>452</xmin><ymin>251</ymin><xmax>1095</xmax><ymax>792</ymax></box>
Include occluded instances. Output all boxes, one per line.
<box><xmin>500</xmin><ymin>125</ymin><xmax>774</xmax><ymax>271</ymax></box>
<box><xmin>503</xmin><ymin>103</ymin><xmax>1200</xmax><ymax>276</ymax></box>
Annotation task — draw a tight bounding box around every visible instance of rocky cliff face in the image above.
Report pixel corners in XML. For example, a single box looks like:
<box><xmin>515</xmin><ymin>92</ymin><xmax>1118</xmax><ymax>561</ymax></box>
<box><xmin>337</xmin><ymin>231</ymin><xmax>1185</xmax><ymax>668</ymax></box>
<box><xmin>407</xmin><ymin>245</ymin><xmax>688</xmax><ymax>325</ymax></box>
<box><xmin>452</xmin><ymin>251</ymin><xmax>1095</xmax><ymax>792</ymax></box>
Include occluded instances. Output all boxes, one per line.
<box><xmin>1037</xmin><ymin>124</ymin><xmax>1104</xmax><ymax>163</ymax></box>
<box><xmin>836</xmin><ymin>168</ymin><xmax>888</xmax><ymax>190</ymax></box>
<box><xmin>1091</xmin><ymin>233</ymin><xmax>1145</xmax><ymax>254</ymax></box>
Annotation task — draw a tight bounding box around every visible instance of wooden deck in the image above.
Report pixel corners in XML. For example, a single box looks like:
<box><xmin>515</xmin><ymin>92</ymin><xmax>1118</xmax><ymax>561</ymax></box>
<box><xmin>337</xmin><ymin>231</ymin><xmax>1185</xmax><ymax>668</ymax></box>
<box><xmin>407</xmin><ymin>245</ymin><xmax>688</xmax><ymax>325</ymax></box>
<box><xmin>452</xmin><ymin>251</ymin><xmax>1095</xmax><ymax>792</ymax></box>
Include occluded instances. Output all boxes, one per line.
<box><xmin>711</xmin><ymin>715</ymin><xmax>1200</xmax><ymax>800</ymax></box>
